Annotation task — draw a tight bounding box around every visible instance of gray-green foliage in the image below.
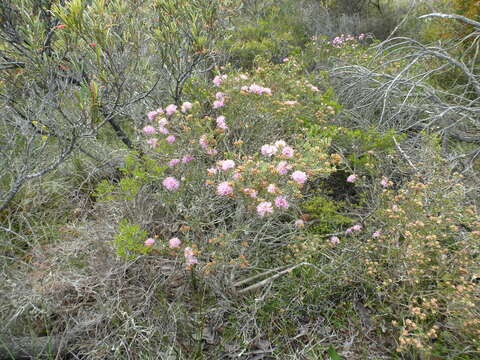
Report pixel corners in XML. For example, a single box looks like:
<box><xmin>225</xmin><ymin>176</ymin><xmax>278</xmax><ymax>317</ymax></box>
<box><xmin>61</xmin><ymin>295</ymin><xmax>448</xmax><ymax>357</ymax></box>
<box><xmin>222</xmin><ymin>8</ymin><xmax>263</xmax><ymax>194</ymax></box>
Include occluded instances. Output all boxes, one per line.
<box><xmin>0</xmin><ymin>0</ymin><xmax>237</xmax><ymax>211</ymax></box>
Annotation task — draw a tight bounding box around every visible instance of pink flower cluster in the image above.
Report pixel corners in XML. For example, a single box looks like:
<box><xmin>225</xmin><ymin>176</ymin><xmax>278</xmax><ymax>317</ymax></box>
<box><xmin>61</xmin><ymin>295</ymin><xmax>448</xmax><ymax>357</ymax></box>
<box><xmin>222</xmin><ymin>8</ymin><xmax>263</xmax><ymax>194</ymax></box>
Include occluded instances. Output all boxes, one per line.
<box><xmin>346</xmin><ymin>224</ymin><xmax>362</xmax><ymax>234</ymax></box>
<box><xmin>216</xmin><ymin>115</ymin><xmax>228</xmax><ymax>130</ymax></box>
<box><xmin>346</xmin><ymin>174</ymin><xmax>358</xmax><ymax>183</ymax></box>
<box><xmin>213</xmin><ymin>74</ymin><xmax>227</xmax><ymax>87</ymax></box>
<box><xmin>240</xmin><ymin>83</ymin><xmax>272</xmax><ymax>96</ymax></box>
<box><xmin>330</xmin><ymin>33</ymin><xmax>359</xmax><ymax>48</ymax></box>
<box><xmin>147</xmin><ymin>108</ymin><xmax>164</xmax><ymax>121</ymax></box>
<box><xmin>163</xmin><ymin>176</ymin><xmax>180</xmax><ymax>191</ymax></box>
<box><xmin>213</xmin><ymin>92</ymin><xmax>225</xmax><ymax>109</ymax></box>
<box><xmin>184</xmin><ymin>247</ymin><xmax>198</xmax><ymax>266</ymax></box>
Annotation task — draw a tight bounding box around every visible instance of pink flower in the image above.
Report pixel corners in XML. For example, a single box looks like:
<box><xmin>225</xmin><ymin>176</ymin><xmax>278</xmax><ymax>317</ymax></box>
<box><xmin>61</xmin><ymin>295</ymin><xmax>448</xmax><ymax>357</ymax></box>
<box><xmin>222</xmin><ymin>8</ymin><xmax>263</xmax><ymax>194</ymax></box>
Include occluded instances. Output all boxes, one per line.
<box><xmin>261</xmin><ymin>144</ymin><xmax>278</xmax><ymax>157</ymax></box>
<box><xmin>184</xmin><ymin>247</ymin><xmax>198</xmax><ymax>266</ymax></box>
<box><xmin>182</xmin><ymin>155</ymin><xmax>194</xmax><ymax>164</ymax></box>
<box><xmin>330</xmin><ymin>236</ymin><xmax>340</xmax><ymax>245</ymax></box>
<box><xmin>240</xmin><ymin>86</ymin><xmax>249</xmax><ymax>92</ymax></box>
<box><xmin>276</xmin><ymin>161</ymin><xmax>290</xmax><ymax>175</ymax></box>
<box><xmin>282</xmin><ymin>146</ymin><xmax>294</xmax><ymax>158</ymax></box>
<box><xmin>294</xmin><ymin>219</ymin><xmax>305</xmax><ymax>228</ymax></box>
<box><xmin>372</xmin><ymin>231</ymin><xmax>381</xmax><ymax>238</ymax></box>
<box><xmin>213</xmin><ymin>75</ymin><xmax>223</xmax><ymax>87</ymax></box>
<box><xmin>169</xmin><ymin>237</ymin><xmax>181</xmax><ymax>249</ymax></box>
<box><xmin>262</xmin><ymin>87</ymin><xmax>272</xmax><ymax>96</ymax></box>
<box><xmin>143</xmin><ymin>125</ymin><xmax>156</xmax><ymax>135</ymax></box>
<box><xmin>163</xmin><ymin>177</ymin><xmax>180</xmax><ymax>191</ymax></box>
<box><xmin>158</xmin><ymin>118</ymin><xmax>169</xmax><ymax>127</ymax></box>
<box><xmin>215</xmin><ymin>92</ymin><xmax>225</xmax><ymax>100</ymax></box>
<box><xmin>257</xmin><ymin>201</ymin><xmax>274</xmax><ymax>217</ymax></box>
<box><xmin>181</xmin><ymin>102</ymin><xmax>193</xmax><ymax>113</ymax></box>
<box><xmin>217</xmin><ymin>182</ymin><xmax>233</xmax><ymax>196</ymax></box>
<box><xmin>213</xmin><ymin>100</ymin><xmax>224</xmax><ymax>109</ymax></box>
<box><xmin>168</xmin><ymin>159</ymin><xmax>180</xmax><ymax>167</ymax></box>
<box><xmin>166</xmin><ymin>135</ymin><xmax>176</xmax><ymax>144</ymax></box>
<box><xmin>291</xmin><ymin>170</ymin><xmax>307</xmax><ymax>184</ymax></box>
<box><xmin>147</xmin><ymin>109</ymin><xmax>162</xmax><ymax>121</ymax></box>
<box><xmin>358</xmin><ymin>33</ymin><xmax>365</xmax><ymax>40</ymax></box>
<box><xmin>352</xmin><ymin>224</ymin><xmax>362</xmax><ymax>232</ymax></box>
<box><xmin>216</xmin><ymin>116</ymin><xmax>228</xmax><ymax>130</ymax></box>
<box><xmin>282</xmin><ymin>57</ymin><xmax>289</xmax><ymax>63</ymax></box>
<box><xmin>165</xmin><ymin>104</ymin><xmax>177</xmax><ymax>116</ymax></box>
<box><xmin>249</xmin><ymin>83</ymin><xmax>263</xmax><ymax>95</ymax></box>
<box><xmin>346</xmin><ymin>174</ymin><xmax>358</xmax><ymax>183</ymax></box>
<box><xmin>158</xmin><ymin>126</ymin><xmax>169</xmax><ymax>135</ymax></box>
<box><xmin>267</xmin><ymin>184</ymin><xmax>277</xmax><ymax>193</ymax></box>
<box><xmin>144</xmin><ymin>238</ymin><xmax>155</xmax><ymax>246</ymax></box>
<box><xmin>147</xmin><ymin>138</ymin><xmax>159</xmax><ymax>148</ymax></box>
<box><xmin>219</xmin><ymin>159</ymin><xmax>235</xmax><ymax>171</ymax></box>
<box><xmin>380</xmin><ymin>176</ymin><xmax>389</xmax><ymax>188</ymax></box>
<box><xmin>199</xmin><ymin>135</ymin><xmax>208</xmax><ymax>149</ymax></box>
<box><xmin>274</xmin><ymin>196</ymin><xmax>289</xmax><ymax>209</ymax></box>
<box><xmin>345</xmin><ymin>227</ymin><xmax>353</xmax><ymax>234</ymax></box>
<box><xmin>232</xmin><ymin>172</ymin><xmax>242</xmax><ymax>180</ymax></box>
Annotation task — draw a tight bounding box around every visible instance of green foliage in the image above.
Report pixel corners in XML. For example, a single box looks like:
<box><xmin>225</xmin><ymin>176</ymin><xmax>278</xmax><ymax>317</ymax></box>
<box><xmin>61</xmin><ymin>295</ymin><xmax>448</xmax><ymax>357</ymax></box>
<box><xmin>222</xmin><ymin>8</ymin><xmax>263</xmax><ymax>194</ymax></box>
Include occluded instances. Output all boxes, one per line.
<box><xmin>224</xmin><ymin>1</ymin><xmax>308</xmax><ymax>68</ymax></box>
<box><xmin>113</xmin><ymin>219</ymin><xmax>149</xmax><ymax>260</ymax></box>
<box><xmin>302</xmin><ymin>194</ymin><xmax>353</xmax><ymax>234</ymax></box>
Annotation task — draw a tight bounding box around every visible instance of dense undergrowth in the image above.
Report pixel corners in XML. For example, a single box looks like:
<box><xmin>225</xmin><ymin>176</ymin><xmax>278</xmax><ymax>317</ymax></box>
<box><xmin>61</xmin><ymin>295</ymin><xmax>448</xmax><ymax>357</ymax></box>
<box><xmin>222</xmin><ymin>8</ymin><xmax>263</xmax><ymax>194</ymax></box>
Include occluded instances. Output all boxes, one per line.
<box><xmin>1</xmin><ymin>0</ymin><xmax>479</xmax><ymax>359</ymax></box>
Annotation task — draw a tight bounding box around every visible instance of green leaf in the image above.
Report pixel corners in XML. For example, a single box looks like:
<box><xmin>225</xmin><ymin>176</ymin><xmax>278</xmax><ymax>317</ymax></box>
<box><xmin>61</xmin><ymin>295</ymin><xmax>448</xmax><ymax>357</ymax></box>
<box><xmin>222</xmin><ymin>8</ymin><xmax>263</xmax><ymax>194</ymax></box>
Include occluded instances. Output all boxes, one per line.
<box><xmin>327</xmin><ymin>345</ymin><xmax>342</xmax><ymax>360</ymax></box>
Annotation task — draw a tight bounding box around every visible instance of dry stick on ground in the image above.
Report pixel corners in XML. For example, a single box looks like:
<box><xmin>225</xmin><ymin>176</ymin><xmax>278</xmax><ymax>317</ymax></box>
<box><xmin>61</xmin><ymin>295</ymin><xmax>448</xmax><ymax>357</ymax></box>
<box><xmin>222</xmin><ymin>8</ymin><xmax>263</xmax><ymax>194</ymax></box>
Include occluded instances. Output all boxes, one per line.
<box><xmin>232</xmin><ymin>262</ymin><xmax>309</xmax><ymax>295</ymax></box>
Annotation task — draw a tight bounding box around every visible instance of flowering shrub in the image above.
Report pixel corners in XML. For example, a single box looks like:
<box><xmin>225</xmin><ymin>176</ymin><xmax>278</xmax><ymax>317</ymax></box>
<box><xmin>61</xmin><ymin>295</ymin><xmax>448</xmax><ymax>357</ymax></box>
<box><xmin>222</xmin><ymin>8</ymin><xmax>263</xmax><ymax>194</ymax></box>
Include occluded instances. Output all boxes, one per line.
<box><xmin>96</xmin><ymin>58</ymin><xmax>337</xmax><ymax>266</ymax></box>
<box><xmin>357</xmin><ymin>166</ymin><xmax>480</xmax><ymax>356</ymax></box>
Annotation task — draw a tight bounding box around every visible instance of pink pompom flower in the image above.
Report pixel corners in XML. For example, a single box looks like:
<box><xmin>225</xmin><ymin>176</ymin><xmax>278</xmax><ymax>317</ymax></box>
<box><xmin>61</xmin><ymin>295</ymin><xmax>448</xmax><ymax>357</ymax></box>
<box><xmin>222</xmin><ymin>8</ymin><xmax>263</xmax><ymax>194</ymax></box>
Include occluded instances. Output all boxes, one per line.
<box><xmin>257</xmin><ymin>201</ymin><xmax>274</xmax><ymax>217</ymax></box>
<box><xmin>162</xmin><ymin>177</ymin><xmax>180</xmax><ymax>191</ymax></box>
<box><xmin>165</xmin><ymin>104</ymin><xmax>177</xmax><ymax>116</ymax></box>
<box><xmin>216</xmin><ymin>116</ymin><xmax>228</xmax><ymax>130</ymax></box>
<box><xmin>143</xmin><ymin>125</ymin><xmax>156</xmax><ymax>135</ymax></box>
<box><xmin>168</xmin><ymin>159</ymin><xmax>180</xmax><ymax>167</ymax></box>
<box><xmin>169</xmin><ymin>237</ymin><xmax>181</xmax><ymax>249</ymax></box>
<box><xmin>261</xmin><ymin>144</ymin><xmax>278</xmax><ymax>157</ymax></box>
<box><xmin>184</xmin><ymin>247</ymin><xmax>198</xmax><ymax>266</ymax></box>
<box><xmin>213</xmin><ymin>76</ymin><xmax>223</xmax><ymax>87</ymax></box>
<box><xmin>276</xmin><ymin>161</ymin><xmax>291</xmax><ymax>175</ymax></box>
<box><xmin>217</xmin><ymin>182</ymin><xmax>233</xmax><ymax>196</ymax></box>
<box><xmin>166</xmin><ymin>135</ymin><xmax>176</xmax><ymax>144</ymax></box>
<box><xmin>346</xmin><ymin>174</ymin><xmax>358</xmax><ymax>183</ymax></box>
<box><xmin>219</xmin><ymin>159</ymin><xmax>235</xmax><ymax>172</ymax></box>
<box><xmin>380</xmin><ymin>176</ymin><xmax>389</xmax><ymax>188</ymax></box>
<box><xmin>282</xmin><ymin>146</ymin><xmax>294</xmax><ymax>158</ymax></box>
<box><xmin>213</xmin><ymin>100</ymin><xmax>224</xmax><ymax>109</ymax></box>
<box><xmin>330</xmin><ymin>236</ymin><xmax>340</xmax><ymax>245</ymax></box>
<box><xmin>144</xmin><ymin>238</ymin><xmax>155</xmax><ymax>247</ymax></box>
<box><xmin>291</xmin><ymin>170</ymin><xmax>307</xmax><ymax>184</ymax></box>
<box><xmin>274</xmin><ymin>196</ymin><xmax>289</xmax><ymax>209</ymax></box>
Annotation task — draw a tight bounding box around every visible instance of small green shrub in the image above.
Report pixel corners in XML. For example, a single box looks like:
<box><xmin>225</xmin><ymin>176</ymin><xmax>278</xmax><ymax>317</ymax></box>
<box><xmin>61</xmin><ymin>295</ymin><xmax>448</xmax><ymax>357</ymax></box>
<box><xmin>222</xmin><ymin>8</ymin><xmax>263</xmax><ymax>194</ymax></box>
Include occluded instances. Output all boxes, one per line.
<box><xmin>114</xmin><ymin>219</ymin><xmax>149</xmax><ymax>260</ymax></box>
<box><xmin>302</xmin><ymin>194</ymin><xmax>353</xmax><ymax>234</ymax></box>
